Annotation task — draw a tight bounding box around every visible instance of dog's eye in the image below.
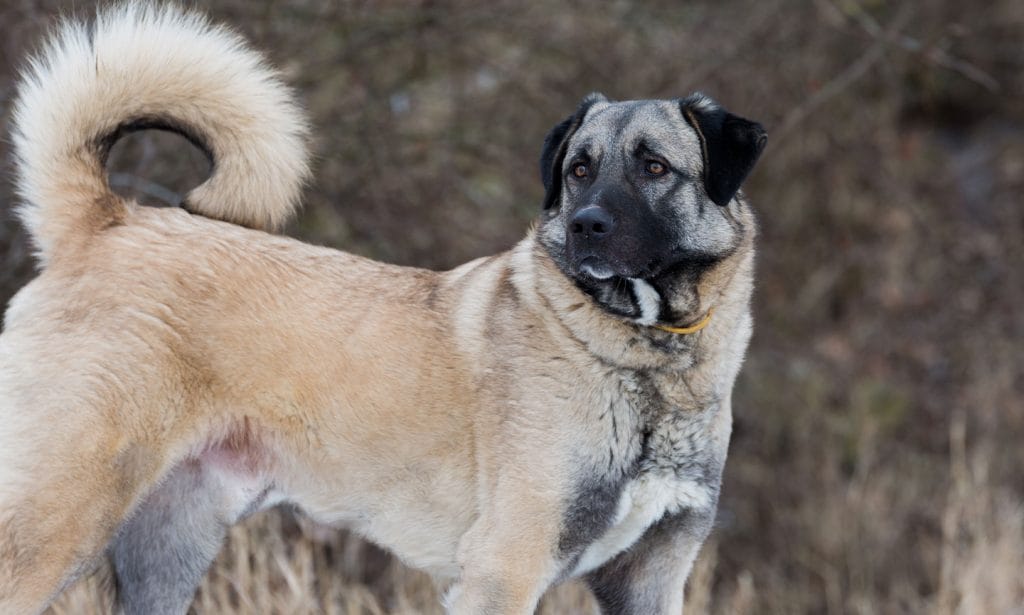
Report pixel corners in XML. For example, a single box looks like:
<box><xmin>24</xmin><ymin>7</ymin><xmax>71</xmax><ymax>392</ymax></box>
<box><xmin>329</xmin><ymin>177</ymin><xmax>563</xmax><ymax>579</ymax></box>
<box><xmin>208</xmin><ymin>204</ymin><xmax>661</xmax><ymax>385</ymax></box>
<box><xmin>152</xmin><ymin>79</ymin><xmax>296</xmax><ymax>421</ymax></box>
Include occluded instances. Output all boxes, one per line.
<box><xmin>645</xmin><ymin>160</ymin><xmax>666</xmax><ymax>176</ymax></box>
<box><xmin>572</xmin><ymin>163</ymin><xmax>589</xmax><ymax>179</ymax></box>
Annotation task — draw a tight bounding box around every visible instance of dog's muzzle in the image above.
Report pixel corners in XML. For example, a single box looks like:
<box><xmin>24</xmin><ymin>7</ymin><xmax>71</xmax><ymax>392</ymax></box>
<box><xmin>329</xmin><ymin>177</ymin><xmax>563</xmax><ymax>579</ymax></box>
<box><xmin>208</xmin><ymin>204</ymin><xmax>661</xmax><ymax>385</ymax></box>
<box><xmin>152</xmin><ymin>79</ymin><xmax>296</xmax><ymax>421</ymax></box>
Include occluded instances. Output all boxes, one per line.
<box><xmin>568</xmin><ymin>206</ymin><xmax>619</xmax><ymax>279</ymax></box>
<box><xmin>570</xmin><ymin>205</ymin><xmax>616</xmax><ymax>239</ymax></box>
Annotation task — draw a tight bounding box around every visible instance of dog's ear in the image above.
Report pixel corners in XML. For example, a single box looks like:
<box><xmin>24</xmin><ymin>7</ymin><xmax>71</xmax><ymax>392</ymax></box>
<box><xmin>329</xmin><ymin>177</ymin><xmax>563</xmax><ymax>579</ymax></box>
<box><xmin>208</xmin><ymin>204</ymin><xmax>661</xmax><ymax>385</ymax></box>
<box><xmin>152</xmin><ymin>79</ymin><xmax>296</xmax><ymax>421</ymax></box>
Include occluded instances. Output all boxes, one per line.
<box><xmin>680</xmin><ymin>93</ymin><xmax>767</xmax><ymax>207</ymax></box>
<box><xmin>540</xmin><ymin>93</ymin><xmax>606</xmax><ymax>210</ymax></box>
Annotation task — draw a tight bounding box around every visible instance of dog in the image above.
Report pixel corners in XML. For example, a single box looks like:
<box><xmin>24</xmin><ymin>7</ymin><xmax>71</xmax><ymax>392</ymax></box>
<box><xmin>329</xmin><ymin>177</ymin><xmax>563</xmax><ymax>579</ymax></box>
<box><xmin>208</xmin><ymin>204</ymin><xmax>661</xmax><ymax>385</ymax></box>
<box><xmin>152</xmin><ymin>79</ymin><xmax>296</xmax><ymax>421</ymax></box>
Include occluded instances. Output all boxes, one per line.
<box><xmin>0</xmin><ymin>4</ymin><xmax>765</xmax><ymax>614</ymax></box>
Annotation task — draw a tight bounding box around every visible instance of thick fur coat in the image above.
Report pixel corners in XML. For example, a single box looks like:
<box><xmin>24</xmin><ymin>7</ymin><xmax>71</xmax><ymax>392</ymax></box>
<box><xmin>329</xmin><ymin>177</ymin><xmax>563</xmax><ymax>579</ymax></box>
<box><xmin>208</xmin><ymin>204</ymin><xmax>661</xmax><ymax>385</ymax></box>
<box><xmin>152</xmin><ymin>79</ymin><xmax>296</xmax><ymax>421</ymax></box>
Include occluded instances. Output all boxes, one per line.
<box><xmin>0</xmin><ymin>4</ymin><xmax>765</xmax><ymax>614</ymax></box>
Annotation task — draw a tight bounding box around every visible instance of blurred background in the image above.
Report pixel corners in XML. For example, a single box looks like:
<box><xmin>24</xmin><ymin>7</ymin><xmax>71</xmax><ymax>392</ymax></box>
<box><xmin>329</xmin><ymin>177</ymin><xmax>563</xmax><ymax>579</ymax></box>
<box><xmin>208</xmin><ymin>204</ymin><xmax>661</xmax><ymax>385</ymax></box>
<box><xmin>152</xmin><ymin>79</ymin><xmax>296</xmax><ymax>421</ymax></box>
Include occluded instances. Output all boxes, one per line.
<box><xmin>2</xmin><ymin>1</ymin><xmax>1022</xmax><ymax>613</ymax></box>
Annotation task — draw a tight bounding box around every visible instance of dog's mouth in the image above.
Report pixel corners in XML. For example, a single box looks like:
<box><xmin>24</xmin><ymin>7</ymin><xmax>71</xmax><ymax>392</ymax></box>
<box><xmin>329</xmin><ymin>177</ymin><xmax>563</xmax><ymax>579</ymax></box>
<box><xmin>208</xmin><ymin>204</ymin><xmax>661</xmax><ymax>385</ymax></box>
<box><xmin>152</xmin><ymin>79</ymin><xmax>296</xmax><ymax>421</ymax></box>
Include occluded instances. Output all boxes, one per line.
<box><xmin>571</xmin><ymin>252</ymin><xmax>660</xmax><ymax>284</ymax></box>
<box><xmin>577</xmin><ymin>256</ymin><xmax>616</xmax><ymax>280</ymax></box>
<box><xmin>559</xmin><ymin>246</ymin><xmax>725</xmax><ymax>325</ymax></box>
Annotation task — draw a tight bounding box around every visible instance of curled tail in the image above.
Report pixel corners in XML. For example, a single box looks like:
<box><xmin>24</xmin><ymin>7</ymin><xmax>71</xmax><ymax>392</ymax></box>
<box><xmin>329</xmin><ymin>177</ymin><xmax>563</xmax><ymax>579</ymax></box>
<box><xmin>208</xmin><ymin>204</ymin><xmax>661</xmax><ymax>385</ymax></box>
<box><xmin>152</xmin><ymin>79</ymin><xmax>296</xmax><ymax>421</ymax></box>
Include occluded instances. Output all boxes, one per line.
<box><xmin>11</xmin><ymin>2</ymin><xmax>311</xmax><ymax>264</ymax></box>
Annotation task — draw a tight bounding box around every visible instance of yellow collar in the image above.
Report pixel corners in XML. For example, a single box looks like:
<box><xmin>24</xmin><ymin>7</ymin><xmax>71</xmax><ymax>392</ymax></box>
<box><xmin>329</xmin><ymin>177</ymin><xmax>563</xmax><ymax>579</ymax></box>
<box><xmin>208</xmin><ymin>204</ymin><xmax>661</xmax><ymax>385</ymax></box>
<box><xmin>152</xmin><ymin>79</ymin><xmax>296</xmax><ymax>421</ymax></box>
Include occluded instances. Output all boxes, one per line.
<box><xmin>653</xmin><ymin>307</ymin><xmax>714</xmax><ymax>335</ymax></box>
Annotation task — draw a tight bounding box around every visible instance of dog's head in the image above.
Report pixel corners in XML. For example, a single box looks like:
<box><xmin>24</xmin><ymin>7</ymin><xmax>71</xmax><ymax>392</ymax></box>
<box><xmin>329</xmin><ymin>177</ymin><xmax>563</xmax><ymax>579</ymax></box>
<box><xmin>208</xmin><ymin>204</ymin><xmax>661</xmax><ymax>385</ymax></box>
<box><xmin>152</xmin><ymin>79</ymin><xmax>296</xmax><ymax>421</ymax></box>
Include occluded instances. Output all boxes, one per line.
<box><xmin>537</xmin><ymin>93</ymin><xmax>766</xmax><ymax>326</ymax></box>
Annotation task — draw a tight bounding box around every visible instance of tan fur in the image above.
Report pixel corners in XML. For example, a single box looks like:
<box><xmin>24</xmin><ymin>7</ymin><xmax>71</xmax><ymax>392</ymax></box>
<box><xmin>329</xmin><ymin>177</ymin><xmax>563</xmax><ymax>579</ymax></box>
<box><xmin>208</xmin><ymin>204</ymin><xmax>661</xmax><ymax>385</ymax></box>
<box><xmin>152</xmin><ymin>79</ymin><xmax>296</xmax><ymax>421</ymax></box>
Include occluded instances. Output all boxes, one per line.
<box><xmin>1</xmin><ymin>5</ymin><xmax>758</xmax><ymax>614</ymax></box>
<box><xmin>11</xmin><ymin>3</ymin><xmax>309</xmax><ymax>264</ymax></box>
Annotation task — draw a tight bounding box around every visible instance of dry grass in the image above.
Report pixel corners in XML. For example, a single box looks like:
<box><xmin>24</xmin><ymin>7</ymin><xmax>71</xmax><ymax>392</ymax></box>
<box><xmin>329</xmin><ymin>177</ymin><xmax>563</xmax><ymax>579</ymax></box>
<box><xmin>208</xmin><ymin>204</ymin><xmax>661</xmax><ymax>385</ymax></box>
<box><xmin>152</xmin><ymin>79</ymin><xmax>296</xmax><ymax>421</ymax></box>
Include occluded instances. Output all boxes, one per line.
<box><xmin>50</xmin><ymin>441</ymin><xmax>1024</xmax><ymax>615</ymax></box>
<box><xmin>48</xmin><ymin>511</ymin><xmax>605</xmax><ymax>615</ymax></box>
<box><xmin>1</xmin><ymin>0</ymin><xmax>1022</xmax><ymax>613</ymax></box>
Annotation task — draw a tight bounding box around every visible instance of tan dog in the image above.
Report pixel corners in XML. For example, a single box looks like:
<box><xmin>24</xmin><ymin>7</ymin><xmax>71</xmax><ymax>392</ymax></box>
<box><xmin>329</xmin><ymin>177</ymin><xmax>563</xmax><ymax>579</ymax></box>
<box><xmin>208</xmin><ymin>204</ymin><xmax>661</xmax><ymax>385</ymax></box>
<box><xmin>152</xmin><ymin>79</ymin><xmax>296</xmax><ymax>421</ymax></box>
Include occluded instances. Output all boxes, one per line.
<box><xmin>0</xmin><ymin>4</ymin><xmax>765</xmax><ymax>614</ymax></box>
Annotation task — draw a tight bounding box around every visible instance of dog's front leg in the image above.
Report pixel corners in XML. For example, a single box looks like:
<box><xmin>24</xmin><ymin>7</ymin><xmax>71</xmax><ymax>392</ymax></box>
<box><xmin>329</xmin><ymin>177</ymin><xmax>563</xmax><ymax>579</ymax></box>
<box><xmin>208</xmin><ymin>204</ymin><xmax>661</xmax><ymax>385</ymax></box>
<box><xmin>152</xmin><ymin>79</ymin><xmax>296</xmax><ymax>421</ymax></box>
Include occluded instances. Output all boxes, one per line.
<box><xmin>445</xmin><ymin>484</ymin><xmax>565</xmax><ymax>615</ymax></box>
<box><xmin>586</xmin><ymin>508</ymin><xmax>715</xmax><ymax>614</ymax></box>
<box><xmin>445</xmin><ymin>538</ymin><xmax>561</xmax><ymax>615</ymax></box>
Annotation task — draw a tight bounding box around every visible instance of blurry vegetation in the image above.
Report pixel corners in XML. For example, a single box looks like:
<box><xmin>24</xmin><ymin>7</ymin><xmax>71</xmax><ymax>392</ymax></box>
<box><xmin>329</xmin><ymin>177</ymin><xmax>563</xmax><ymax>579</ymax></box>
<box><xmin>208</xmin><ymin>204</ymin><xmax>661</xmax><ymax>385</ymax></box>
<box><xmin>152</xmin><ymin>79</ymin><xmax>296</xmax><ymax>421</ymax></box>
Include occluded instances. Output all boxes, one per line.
<box><xmin>2</xmin><ymin>0</ymin><xmax>1022</xmax><ymax>612</ymax></box>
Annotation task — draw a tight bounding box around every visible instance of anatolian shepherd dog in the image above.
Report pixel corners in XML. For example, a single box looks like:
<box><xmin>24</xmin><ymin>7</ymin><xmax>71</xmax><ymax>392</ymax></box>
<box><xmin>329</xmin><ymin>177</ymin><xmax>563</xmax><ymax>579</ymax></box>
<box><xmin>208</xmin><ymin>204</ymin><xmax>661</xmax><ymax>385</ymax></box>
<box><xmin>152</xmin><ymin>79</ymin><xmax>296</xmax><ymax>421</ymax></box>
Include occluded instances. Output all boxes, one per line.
<box><xmin>0</xmin><ymin>4</ymin><xmax>766</xmax><ymax>614</ymax></box>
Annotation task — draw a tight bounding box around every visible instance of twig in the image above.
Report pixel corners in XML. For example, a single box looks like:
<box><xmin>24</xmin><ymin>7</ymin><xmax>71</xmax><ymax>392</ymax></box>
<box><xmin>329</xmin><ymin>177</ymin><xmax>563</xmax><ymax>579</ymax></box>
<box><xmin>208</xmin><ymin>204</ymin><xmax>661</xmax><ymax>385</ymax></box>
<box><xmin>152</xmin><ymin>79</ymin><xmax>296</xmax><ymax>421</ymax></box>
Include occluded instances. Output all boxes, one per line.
<box><xmin>778</xmin><ymin>1</ymin><xmax>1002</xmax><ymax>139</ymax></box>
<box><xmin>777</xmin><ymin>5</ymin><xmax>912</xmax><ymax>138</ymax></box>
<box><xmin>846</xmin><ymin>1</ymin><xmax>1001</xmax><ymax>93</ymax></box>
<box><xmin>108</xmin><ymin>173</ymin><xmax>182</xmax><ymax>207</ymax></box>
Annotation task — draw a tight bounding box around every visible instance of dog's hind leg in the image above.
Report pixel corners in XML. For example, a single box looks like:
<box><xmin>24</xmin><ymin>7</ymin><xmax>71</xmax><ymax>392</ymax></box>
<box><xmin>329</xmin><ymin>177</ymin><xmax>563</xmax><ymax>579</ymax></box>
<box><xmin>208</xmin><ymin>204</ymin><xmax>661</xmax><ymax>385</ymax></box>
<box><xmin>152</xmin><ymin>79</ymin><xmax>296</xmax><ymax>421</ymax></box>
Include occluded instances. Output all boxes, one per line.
<box><xmin>0</xmin><ymin>404</ymin><xmax>180</xmax><ymax>613</ymax></box>
<box><xmin>0</xmin><ymin>317</ymin><xmax>230</xmax><ymax>613</ymax></box>
<box><xmin>0</xmin><ymin>371</ymin><xmax>161</xmax><ymax>612</ymax></box>
<box><xmin>0</xmin><ymin>426</ymin><xmax>170</xmax><ymax>614</ymax></box>
<box><xmin>110</xmin><ymin>453</ymin><xmax>271</xmax><ymax>615</ymax></box>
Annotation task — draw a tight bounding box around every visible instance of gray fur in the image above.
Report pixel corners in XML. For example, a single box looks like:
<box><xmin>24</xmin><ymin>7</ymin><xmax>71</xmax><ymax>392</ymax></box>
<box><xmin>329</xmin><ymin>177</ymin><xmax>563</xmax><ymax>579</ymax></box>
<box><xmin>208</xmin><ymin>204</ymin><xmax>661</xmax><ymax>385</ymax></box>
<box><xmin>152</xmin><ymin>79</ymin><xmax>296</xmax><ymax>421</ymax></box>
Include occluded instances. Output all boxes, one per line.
<box><xmin>110</xmin><ymin>461</ymin><xmax>266</xmax><ymax>615</ymax></box>
<box><xmin>534</xmin><ymin>94</ymin><xmax>761</xmax><ymax>610</ymax></box>
<box><xmin>587</xmin><ymin>509</ymin><xmax>715</xmax><ymax>614</ymax></box>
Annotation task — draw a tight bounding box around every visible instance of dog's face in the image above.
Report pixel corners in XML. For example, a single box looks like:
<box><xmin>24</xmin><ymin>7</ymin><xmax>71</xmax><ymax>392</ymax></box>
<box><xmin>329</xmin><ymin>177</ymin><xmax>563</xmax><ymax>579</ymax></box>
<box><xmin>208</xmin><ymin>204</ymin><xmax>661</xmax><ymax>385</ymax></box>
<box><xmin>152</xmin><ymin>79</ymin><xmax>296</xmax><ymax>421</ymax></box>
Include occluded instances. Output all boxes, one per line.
<box><xmin>537</xmin><ymin>93</ymin><xmax>766</xmax><ymax>325</ymax></box>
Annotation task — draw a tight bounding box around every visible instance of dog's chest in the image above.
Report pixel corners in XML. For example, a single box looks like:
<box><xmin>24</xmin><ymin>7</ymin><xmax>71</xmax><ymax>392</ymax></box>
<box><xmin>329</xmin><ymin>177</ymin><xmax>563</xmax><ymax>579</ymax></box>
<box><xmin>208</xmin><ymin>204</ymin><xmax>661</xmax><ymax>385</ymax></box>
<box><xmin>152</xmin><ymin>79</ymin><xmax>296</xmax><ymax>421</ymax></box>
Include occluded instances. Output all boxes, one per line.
<box><xmin>568</xmin><ymin>374</ymin><xmax>720</xmax><ymax>577</ymax></box>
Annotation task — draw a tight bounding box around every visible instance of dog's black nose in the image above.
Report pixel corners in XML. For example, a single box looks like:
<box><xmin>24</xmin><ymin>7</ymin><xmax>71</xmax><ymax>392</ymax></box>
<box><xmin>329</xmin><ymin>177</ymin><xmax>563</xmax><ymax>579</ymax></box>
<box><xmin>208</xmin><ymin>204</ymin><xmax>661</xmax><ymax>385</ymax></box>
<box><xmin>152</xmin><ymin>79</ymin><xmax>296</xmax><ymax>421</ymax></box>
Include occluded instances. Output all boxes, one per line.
<box><xmin>570</xmin><ymin>206</ymin><xmax>615</xmax><ymax>237</ymax></box>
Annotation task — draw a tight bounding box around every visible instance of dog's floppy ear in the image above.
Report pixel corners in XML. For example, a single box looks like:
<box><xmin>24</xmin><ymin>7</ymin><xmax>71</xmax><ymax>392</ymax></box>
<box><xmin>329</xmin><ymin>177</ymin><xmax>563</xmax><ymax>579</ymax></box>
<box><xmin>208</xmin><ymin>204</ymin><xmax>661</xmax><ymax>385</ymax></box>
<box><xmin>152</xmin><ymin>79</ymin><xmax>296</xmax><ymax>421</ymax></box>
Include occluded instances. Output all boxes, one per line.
<box><xmin>680</xmin><ymin>93</ymin><xmax>767</xmax><ymax>207</ymax></box>
<box><xmin>540</xmin><ymin>93</ymin><xmax>606</xmax><ymax>210</ymax></box>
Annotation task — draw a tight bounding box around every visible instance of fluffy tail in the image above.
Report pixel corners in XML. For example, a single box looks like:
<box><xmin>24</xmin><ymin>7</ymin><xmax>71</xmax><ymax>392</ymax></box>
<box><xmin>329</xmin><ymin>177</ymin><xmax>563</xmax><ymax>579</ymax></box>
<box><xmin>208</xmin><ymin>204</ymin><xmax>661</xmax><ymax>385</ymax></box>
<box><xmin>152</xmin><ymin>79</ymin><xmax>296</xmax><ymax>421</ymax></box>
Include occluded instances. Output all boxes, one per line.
<box><xmin>11</xmin><ymin>2</ymin><xmax>311</xmax><ymax>263</ymax></box>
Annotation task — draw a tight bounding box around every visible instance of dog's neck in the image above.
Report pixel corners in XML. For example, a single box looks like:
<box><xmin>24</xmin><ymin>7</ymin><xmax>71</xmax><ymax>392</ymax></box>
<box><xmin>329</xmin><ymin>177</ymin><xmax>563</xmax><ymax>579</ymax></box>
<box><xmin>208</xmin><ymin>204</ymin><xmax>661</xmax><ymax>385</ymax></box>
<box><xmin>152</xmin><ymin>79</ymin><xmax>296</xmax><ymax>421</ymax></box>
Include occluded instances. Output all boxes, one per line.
<box><xmin>509</xmin><ymin>231</ymin><xmax>754</xmax><ymax>377</ymax></box>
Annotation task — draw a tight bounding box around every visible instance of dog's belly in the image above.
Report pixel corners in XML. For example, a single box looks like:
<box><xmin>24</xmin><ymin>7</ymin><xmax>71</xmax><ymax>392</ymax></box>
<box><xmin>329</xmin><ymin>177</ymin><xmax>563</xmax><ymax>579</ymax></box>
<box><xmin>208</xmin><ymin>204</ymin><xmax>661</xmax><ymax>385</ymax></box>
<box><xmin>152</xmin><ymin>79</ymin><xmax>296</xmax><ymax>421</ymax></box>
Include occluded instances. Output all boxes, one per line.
<box><xmin>358</xmin><ymin>508</ymin><xmax>464</xmax><ymax>578</ymax></box>
<box><xmin>571</xmin><ymin>471</ymin><xmax>712</xmax><ymax>577</ymax></box>
<box><xmin>294</xmin><ymin>489</ymin><xmax>469</xmax><ymax>579</ymax></box>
